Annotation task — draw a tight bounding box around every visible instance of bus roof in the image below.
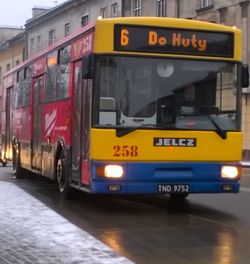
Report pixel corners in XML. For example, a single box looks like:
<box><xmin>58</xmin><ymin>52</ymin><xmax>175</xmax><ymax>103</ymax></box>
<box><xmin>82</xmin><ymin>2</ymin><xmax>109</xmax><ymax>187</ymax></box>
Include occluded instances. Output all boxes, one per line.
<box><xmin>97</xmin><ymin>16</ymin><xmax>241</xmax><ymax>32</ymax></box>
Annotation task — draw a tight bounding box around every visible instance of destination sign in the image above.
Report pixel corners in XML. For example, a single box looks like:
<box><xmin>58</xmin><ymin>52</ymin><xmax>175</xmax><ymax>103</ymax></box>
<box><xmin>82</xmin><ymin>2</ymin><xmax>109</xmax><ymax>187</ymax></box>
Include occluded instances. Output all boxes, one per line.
<box><xmin>114</xmin><ymin>25</ymin><xmax>234</xmax><ymax>58</ymax></box>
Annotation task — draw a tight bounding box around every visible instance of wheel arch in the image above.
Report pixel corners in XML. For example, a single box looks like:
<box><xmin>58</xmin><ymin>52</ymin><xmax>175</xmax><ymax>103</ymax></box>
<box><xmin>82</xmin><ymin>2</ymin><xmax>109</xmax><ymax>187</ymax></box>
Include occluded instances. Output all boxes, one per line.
<box><xmin>54</xmin><ymin>137</ymin><xmax>69</xmax><ymax>178</ymax></box>
<box><xmin>55</xmin><ymin>138</ymin><xmax>66</xmax><ymax>159</ymax></box>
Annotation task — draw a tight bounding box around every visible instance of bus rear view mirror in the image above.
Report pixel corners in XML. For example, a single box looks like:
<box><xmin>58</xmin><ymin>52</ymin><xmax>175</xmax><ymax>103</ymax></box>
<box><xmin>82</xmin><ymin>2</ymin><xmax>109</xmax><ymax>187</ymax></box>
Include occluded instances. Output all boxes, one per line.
<box><xmin>82</xmin><ymin>54</ymin><xmax>95</xmax><ymax>79</ymax></box>
<box><xmin>241</xmin><ymin>64</ymin><xmax>249</xmax><ymax>88</ymax></box>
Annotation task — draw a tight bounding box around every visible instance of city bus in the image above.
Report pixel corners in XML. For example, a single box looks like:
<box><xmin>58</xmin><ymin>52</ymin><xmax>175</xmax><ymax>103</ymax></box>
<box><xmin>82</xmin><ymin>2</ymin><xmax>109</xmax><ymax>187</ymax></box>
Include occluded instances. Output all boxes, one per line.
<box><xmin>2</xmin><ymin>17</ymin><xmax>249</xmax><ymax>199</ymax></box>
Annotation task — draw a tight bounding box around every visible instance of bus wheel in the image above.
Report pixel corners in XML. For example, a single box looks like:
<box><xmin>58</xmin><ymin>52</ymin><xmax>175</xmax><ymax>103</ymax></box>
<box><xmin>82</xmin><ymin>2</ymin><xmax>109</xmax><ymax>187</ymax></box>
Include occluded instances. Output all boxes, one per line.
<box><xmin>56</xmin><ymin>154</ymin><xmax>72</xmax><ymax>199</ymax></box>
<box><xmin>169</xmin><ymin>193</ymin><xmax>189</xmax><ymax>201</ymax></box>
<box><xmin>12</xmin><ymin>144</ymin><xmax>22</xmax><ymax>178</ymax></box>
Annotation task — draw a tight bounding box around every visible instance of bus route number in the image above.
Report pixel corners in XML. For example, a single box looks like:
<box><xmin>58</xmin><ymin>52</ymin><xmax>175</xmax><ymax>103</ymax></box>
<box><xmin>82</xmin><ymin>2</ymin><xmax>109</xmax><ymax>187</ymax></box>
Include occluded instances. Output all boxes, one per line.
<box><xmin>113</xmin><ymin>145</ymin><xmax>138</xmax><ymax>157</ymax></box>
<box><xmin>120</xmin><ymin>29</ymin><xmax>129</xmax><ymax>46</ymax></box>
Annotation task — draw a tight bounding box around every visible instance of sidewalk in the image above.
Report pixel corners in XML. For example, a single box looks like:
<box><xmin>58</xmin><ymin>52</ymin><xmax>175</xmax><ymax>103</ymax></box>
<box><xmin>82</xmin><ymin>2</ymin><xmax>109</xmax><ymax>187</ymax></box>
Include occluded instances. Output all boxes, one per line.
<box><xmin>0</xmin><ymin>181</ymin><xmax>134</xmax><ymax>264</ymax></box>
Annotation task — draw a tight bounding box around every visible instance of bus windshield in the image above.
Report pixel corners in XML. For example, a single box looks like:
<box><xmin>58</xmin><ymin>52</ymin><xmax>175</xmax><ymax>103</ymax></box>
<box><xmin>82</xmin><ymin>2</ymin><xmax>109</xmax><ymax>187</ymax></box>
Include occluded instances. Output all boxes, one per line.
<box><xmin>94</xmin><ymin>56</ymin><xmax>239</xmax><ymax>134</ymax></box>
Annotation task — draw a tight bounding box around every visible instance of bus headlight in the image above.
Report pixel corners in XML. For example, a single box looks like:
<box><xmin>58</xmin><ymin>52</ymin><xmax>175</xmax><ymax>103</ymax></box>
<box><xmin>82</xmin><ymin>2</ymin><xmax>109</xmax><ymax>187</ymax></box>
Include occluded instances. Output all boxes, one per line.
<box><xmin>221</xmin><ymin>166</ymin><xmax>239</xmax><ymax>179</ymax></box>
<box><xmin>104</xmin><ymin>165</ymin><xmax>123</xmax><ymax>178</ymax></box>
<box><xmin>96</xmin><ymin>164</ymin><xmax>124</xmax><ymax>178</ymax></box>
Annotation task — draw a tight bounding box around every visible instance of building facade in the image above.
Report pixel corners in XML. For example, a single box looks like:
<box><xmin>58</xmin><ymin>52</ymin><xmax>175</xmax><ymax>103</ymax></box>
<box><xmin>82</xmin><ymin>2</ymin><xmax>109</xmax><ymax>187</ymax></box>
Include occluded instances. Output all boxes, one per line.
<box><xmin>25</xmin><ymin>0</ymin><xmax>122</xmax><ymax>58</ymax></box>
<box><xmin>0</xmin><ymin>31</ymin><xmax>25</xmax><ymax>142</ymax></box>
<box><xmin>0</xmin><ymin>27</ymin><xmax>24</xmax><ymax>83</ymax></box>
<box><xmin>0</xmin><ymin>26</ymin><xmax>23</xmax><ymax>45</ymax></box>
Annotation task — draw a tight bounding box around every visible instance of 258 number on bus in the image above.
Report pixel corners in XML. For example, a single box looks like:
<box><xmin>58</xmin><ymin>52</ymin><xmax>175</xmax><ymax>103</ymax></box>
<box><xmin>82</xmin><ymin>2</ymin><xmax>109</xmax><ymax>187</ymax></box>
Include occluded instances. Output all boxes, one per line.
<box><xmin>113</xmin><ymin>145</ymin><xmax>138</xmax><ymax>157</ymax></box>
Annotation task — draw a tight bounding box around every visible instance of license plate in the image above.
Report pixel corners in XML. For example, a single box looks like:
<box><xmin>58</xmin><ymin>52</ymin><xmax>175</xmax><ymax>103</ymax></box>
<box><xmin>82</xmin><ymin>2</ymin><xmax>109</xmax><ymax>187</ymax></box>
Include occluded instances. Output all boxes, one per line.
<box><xmin>157</xmin><ymin>184</ymin><xmax>190</xmax><ymax>193</ymax></box>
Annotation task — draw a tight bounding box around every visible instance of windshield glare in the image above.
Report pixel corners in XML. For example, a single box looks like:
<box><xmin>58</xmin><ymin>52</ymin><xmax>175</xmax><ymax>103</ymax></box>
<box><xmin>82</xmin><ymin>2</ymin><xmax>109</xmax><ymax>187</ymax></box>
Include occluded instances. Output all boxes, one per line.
<box><xmin>94</xmin><ymin>56</ymin><xmax>239</xmax><ymax>131</ymax></box>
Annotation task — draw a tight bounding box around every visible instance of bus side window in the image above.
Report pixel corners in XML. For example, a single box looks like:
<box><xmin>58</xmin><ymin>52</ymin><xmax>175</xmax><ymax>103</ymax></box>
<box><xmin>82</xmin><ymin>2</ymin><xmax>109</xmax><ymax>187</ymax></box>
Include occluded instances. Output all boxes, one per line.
<box><xmin>57</xmin><ymin>45</ymin><xmax>70</xmax><ymax>99</ymax></box>
<box><xmin>45</xmin><ymin>51</ymin><xmax>57</xmax><ymax>102</ymax></box>
<box><xmin>16</xmin><ymin>83</ymin><xmax>23</xmax><ymax>107</ymax></box>
<box><xmin>23</xmin><ymin>66</ymin><xmax>32</xmax><ymax>106</ymax></box>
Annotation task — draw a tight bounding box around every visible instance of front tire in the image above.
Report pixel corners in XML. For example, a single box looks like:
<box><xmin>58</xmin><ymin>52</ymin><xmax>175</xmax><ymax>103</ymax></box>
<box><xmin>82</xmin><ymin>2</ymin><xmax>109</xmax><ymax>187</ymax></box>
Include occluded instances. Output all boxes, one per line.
<box><xmin>56</xmin><ymin>153</ymin><xmax>73</xmax><ymax>199</ymax></box>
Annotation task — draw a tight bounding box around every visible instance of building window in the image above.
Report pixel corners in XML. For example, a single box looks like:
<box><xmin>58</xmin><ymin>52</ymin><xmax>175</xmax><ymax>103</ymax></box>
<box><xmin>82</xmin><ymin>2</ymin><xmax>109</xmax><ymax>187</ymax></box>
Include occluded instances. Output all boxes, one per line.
<box><xmin>201</xmin><ymin>0</ymin><xmax>212</xmax><ymax>8</ymax></box>
<box><xmin>65</xmin><ymin>23</ymin><xmax>70</xmax><ymax>37</ymax></box>
<box><xmin>22</xmin><ymin>48</ymin><xmax>26</xmax><ymax>61</ymax></box>
<box><xmin>81</xmin><ymin>15</ymin><xmax>89</xmax><ymax>27</ymax></box>
<box><xmin>100</xmin><ymin>7</ymin><xmax>106</xmax><ymax>18</ymax></box>
<box><xmin>30</xmin><ymin>38</ymin><xmax>35</xmax><ymax>56</ymax></box>
<box><xmin>49</xmin><ymin>30</ymin><xmax>56</xmax><ymax>46</ymax></box>
<box><xmin>241</xmin><ymin>1</ymin><xmax>249</xmax><ymax>18</ymax></box>
<box><xmin>134</xmin><ymin>0</ymin><xmax>142</xmax><ymax>16</ymax></box>
<box><xmin>219</xmin><ymin>7</ymin><xmax>227</xmax><ymax>24</ymax></box>
<box><xmin>156</xmin><ymin>0</ymin><xmax>166</xmax><ymax>17</ymax></box>
<box><xmin>111</xmin><ymin>3</ymin><xmax>118</xmax><ymax>17</ymax></box>
<box><xmin>16</xmin><ymin>60</ymin><xmax>20</xmax><ymax>66</ymax></box>
<box><xmin>6</xmin><ymin>64</ymin><xmax>10</xmax><ymax>72</ymax></box>
<box><xmin>37</xmin><ymin>35</ymin><xmax>41</xmax><ymax>53</ymax></box>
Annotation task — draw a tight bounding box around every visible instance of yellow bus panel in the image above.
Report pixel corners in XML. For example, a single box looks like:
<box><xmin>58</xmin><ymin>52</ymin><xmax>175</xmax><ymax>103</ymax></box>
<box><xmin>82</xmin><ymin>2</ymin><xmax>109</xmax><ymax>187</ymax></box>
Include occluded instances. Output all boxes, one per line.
<box><xmin>90</xmin><ymin>128</ymin><xmax>242</xmax><ymax>162</ymax></box>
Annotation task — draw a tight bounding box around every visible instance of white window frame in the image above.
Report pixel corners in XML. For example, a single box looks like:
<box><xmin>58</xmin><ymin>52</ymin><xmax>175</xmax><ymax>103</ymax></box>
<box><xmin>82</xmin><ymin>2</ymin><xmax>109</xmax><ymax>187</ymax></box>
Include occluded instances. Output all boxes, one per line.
<box><xmin>219</xmin><ymin>7</ymin><xmax>227</xmax><ymax>24</ymax></box>
<box><xmin>133</xmin><ymin>0</ymin><xmax>142</xmax><ymax>16</ymax></box>
<box><xmin>30</xmin><ymin>38</ymin><xmax>35</xmax><ymax>56</ymax></box>
<box><xmin>6</xmin><ymin>63</ymin><xmax>10</xmax><ymax>72</ymax></box>
<box><xmin>64</xmin><ymin>23</ymin><xmax>70</xmax><ymax>37</ymax></box>
<box><xmin>49</xmin><ymin>30</ymin><xmax>56</xmax><ymax>46</ymax></box>
<box><xmin>37</xmin><ymin>35</ymin><xmax>41</xmax><ymax>53</ymax></box>
<box><xmin>156</xmin><ymin>0</ymin><xmax>166</xmax><ymax>17</ymax></box>
<box><xmin>81</xmin><ymin>15</ymin><xmax>89</xmax><ymax>27</ymax></box>
<box><xmin>201</xmin><ymin>0</ymin><xmax>212</xmax><ymax>8</ymax></box>
<box><xmin>111</xmin><ymin>3</ymin><xmax>118</xmax><ymax>17</ymax></box>
<box><xmin>100</xmin><ymin>7</ymin><xmax>106</xmax><ymax>18</ymax></box>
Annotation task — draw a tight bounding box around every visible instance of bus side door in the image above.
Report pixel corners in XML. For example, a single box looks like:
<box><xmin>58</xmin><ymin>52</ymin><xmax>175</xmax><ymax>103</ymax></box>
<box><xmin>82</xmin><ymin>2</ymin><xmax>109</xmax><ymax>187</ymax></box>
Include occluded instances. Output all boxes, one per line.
<box><xmin>32</xmin><ymin>77</ymin><xmax>43</xmax><ymax>170</ymax></box>
<box><xmin>5</xmin><ymin>88</ymin><xmax>13</xmax><ymax>159</ymax></box>
<box><xmin>71</xmin><ymin>62</ymin><xmax>83</xmax><ymax>184</ymax></box>
<box><xmin>71</xmin><ymin>61</ymin><xmax>91</xmax><ymax>187</ymax></box>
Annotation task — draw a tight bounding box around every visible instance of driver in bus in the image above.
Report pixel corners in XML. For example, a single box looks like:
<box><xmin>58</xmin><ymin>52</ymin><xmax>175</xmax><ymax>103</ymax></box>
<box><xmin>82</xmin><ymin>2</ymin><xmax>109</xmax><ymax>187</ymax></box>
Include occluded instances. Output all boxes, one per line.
<box><xmin>182</xmin><ymin>83</ymin><xmax>196</xmax><ymax>105</ymax></box>
<box><xmin>178</xmin><ymin>83</ymin><xmax>197</xmax><ymax>114</ymax></box>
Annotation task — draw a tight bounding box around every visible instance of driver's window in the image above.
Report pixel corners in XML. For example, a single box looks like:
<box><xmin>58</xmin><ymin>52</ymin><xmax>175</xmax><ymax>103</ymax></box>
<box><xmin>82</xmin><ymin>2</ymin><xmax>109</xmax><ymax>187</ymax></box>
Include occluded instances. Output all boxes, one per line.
<box><xmin>122</xmin><ymin>64</ymin><xmax>155</xmax><ymax>117</ymax></box>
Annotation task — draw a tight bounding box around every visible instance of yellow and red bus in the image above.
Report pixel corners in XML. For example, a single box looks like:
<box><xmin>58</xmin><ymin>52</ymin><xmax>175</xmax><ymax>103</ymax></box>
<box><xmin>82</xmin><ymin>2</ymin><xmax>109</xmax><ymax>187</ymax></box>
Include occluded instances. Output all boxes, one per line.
<box><xmin>2</xmin><ymin>17</ymin><xmax>249</xmax><ymax>199</ymax></box>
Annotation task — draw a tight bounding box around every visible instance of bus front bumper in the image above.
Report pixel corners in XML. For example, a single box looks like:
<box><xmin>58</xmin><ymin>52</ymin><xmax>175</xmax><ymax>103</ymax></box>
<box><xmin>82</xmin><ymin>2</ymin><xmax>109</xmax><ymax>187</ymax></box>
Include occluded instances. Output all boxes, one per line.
<box><xmin>89</xmin><ymin>161</ymin><xmax>241</xmax><ymax>194</ymax></box>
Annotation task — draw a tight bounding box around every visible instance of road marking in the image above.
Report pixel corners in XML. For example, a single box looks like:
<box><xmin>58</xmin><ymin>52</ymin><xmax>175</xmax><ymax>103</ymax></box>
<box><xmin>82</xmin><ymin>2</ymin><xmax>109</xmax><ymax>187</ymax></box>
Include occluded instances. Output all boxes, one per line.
<box><xmin>240</xmin><ymin>187</ymin><xmax>250</xmax><ymax>192</ymax></box>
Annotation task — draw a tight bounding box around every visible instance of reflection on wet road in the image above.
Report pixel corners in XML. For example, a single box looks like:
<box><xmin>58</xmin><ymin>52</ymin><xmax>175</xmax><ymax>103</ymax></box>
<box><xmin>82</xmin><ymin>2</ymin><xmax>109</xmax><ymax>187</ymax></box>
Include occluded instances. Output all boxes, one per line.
<box><xmin>1</xmin><ymin>166</ymin><xmax>250</xmax><ymax>264</ymax></box>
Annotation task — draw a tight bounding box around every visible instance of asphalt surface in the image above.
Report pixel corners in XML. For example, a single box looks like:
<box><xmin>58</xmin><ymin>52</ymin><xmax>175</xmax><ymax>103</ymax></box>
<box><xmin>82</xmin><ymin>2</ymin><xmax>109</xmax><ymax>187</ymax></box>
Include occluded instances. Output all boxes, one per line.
<box><xmin>0</xmin><ymin>165</ymin><xmax>250</xmax><ymax>264</ymax></box>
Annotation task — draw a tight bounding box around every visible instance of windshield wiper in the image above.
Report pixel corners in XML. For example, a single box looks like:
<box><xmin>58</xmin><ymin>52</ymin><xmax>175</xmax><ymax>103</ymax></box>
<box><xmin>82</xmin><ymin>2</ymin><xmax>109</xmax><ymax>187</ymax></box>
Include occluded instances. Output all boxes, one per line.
<box><xmin>116</xmin><ymin>127</ymin><xmax>139</xmax><ymax>137</ymax></box>
<box><xmin>116</xmin><ymin>124</ymin><xmax>156</xmax><ymax>137</ymax></box>
<box><xmin>207</xmin><ymin>115</ymin><xmax>227</xmax><ymax>140</ymax></box>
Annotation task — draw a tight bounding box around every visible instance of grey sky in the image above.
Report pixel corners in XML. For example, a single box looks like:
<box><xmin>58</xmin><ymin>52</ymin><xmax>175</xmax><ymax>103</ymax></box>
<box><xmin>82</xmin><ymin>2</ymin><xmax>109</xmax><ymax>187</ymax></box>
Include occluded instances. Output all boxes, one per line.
<box><xmin>0</xmin><ymin>0</ymin><xmax>64</xmax><ymax>27</ymax></box>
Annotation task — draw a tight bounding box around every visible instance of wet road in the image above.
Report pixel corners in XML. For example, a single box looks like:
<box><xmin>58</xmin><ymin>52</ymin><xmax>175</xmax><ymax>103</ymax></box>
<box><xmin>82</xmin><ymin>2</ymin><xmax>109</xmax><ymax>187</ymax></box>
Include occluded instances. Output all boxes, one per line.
<box><xmin>1</xmin><ymin>165</ymin><xmax>250</xmax><ymax>264</ymax></box>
